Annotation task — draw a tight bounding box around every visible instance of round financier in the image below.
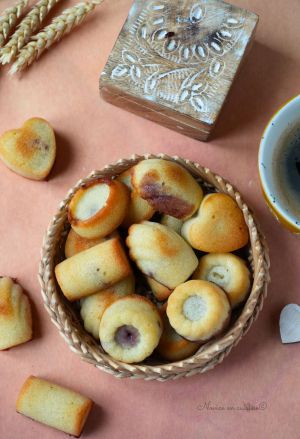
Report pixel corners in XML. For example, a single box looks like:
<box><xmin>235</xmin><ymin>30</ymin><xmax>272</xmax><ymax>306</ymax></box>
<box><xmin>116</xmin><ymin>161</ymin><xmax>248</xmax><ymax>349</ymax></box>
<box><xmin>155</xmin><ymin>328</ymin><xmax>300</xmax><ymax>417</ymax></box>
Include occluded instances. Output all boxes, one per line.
<box><xmin>193</xmin><ymin>253</ymin><xmax>251</xmax><ymax>308</ymax></box>
<box><xmin>166</xmin><ymin>280</ymin><xmax>231</xmax><ymax>342</ymax></box>
<box><xmin>157</xmin><ymin>310</ymin><xmax>200</xmax><ymax>362</ymax></box>
<box><xmin>99</xmin><ymin>295</ymin><xmax>163</xmax><ymax>363</ymax></box>
<box><xmin>68</xmin><ymin>178</ymin><xmax>129</xmax><ymax>239</ymax></box>
<box><xmin>80</xmin><ymin>275</ymin><xmax>134</xmax><ymax>339</ymax></box>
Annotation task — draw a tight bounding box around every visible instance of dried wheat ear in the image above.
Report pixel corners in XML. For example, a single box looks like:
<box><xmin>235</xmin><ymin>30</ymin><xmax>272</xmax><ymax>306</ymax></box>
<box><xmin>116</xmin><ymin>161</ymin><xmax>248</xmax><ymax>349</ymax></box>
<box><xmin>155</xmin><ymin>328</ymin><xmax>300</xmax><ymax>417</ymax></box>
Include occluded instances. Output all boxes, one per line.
<box><xmin>10</xmin><ymin>0</ymin><xmax>103</xmax><ymax>74</ymax></box>
<box><xmin>0</xmin><ymin>0</ymin><xmax>28</xmax><ymax>48</ymax></box>
<box><xmin>0</xmin><ymin>0</ymin><xmax>62</xmax><ymax>65</ymax></box>
<box><xmin>0</xmin><ymin>0</ymin><xmax>103</xmax><ymax>72</ymax></box>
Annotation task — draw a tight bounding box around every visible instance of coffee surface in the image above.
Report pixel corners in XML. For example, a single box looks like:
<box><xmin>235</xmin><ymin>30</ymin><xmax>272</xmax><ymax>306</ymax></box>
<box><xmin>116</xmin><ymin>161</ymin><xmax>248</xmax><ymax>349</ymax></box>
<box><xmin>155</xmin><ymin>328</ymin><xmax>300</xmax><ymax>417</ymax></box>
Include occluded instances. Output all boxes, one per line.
<box><xmin>274</xmin><ymin>123</ymin><xmax>300</xmax><ymax>220</ymax></box>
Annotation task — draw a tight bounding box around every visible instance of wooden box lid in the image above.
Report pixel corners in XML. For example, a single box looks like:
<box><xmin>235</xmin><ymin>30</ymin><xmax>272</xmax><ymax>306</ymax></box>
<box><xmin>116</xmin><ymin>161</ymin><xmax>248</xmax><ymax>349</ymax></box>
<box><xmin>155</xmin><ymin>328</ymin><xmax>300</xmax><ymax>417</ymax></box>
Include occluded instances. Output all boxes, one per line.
<box><xmin>100</xmin><ymin>0</ymin><xmax>258</xmax><ymax>141</ymax></box>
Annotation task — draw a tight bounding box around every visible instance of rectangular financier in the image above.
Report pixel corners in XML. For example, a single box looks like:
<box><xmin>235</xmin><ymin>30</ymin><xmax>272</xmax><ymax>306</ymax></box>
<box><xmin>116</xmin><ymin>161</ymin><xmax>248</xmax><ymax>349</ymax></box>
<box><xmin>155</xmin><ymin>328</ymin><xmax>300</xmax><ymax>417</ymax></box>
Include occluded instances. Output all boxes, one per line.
<box><xmin>16</xmin><ymin>376</ymin><xmax>93</xmax><ymax>437</ymax></box>
<box><xmin>55</xmin><ymin>237</ymin><xmax>132</xmax><ymax>301</ymax></box>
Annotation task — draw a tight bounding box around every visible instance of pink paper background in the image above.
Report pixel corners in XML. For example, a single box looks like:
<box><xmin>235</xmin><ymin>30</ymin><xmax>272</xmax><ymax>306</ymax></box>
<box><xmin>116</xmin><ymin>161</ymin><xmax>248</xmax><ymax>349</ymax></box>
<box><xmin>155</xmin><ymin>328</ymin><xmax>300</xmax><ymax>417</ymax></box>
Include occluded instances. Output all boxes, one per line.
<box><xmin>0</xmin><ymin>0</ymin><xmax>300</xmax><ymax>438</ymax></box>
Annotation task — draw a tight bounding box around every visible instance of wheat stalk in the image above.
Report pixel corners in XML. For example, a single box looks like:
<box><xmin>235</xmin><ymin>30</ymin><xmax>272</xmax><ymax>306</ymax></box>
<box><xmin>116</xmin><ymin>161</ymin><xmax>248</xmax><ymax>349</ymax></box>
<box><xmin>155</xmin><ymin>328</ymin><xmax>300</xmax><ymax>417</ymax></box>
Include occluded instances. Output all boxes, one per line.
<box><xmin>10</xmin><ymin>0</ymin><xmax>103</xmax><ymax>74</ymax></box>
<box><xmin>0</xmin><ymin>0</ymin><xmax>28</xmax><ymax>47</ymax></box>
<box><xmin>0</xmin><ymin>0</ymin><xmax>62</xmax><ymax>64</ymax></box>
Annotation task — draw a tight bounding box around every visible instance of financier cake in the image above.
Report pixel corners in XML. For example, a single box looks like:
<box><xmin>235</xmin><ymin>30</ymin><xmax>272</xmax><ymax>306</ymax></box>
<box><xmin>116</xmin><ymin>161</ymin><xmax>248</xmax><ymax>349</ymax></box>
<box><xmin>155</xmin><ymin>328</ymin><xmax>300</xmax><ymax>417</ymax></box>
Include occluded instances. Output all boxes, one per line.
<box><xmin>68</xmin><ymin>178</ymin><xmax>129</xmax><ymax>239</ymax></box>
<box><xmin>181</xmin><ymin>193</ymin><xmax>249</xmax><ymax>252</ymax></box>
<box><xmin>80</xmin><ymin>275</ymin><xmax>135</xmax><ymax>339</ymax></box>
<box><xmin>16</xmin><ymin>376</ymin><xmax>93</xmax><ymax>437</ymax></box>
<box><xmin>160</xmin><ymin>214</ymin><xmax>183</xmax><ymax>234</ymax></box>
<box><xmin>0</xmin><ymin>277</ymin><xmax>32</xmax><ymax>350</ymax></box>
<box><xmin>167</xmin><ymin>280</ymin><xmax>231</xmax><ymax>342</ymax></box>
<box><xmin>131</xmin><ymin>159</ymin><xmax>203</xmax><ymax>220</ymax></box>
<box><xmin>117</xmin><ymin>168</ymin><xmax>155</xmax><ymax>227</ymax></box>
<box><xmin>100</xmin><ymin>295</ymin><xmax>163</xmax><ymax>363</ymax></box>
<box><xmin>193</xmin><ymin>253</ymin><xmax>251</xmax><ymax>308</ymax></box>
<box><xmin>157</xmin><ymin>307</ymin><xmax>200</xmax><ymax>362</ymax></box>
<box><xmin>64</xmin><ymin>228</ymin><xmax>106</xmax><ymax>258</ymax></box>
<box><xmin>64</xmin><ymin>229</ymin><xmax>120</xmax><ymax>258</ymax></box>
<box><xmin>126</xmin><ymin>221</ymin><xmax>198</xmax><ymax>289</ymax></box>
<box><xmin>0</xmin><ymin>117</ymin><xmax>56</xmax><ymax>180</ymax></box>
<box><xmin>145</xmin><ymin>276</ymin><xmax>172</xmax><ymax>302</ymax></box>
<box><xmin>49</xmin><ymin>158</ymin><xmax>254</xmax><ymax>366</ymax></box>
<box><xmin>55</xmin><ymin>238</ymin><xmax>132</xmax><ymax>301</ymax></box>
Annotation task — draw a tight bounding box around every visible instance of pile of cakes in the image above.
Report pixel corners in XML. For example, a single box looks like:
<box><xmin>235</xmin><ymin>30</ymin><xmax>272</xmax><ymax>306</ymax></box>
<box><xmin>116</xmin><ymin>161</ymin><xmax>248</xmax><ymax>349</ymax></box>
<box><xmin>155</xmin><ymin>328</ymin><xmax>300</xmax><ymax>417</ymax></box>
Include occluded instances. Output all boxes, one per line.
<box><xmin>55</xmin><ymin>159</ymin><xmax>251</xmax><ymax>364</ymax></box>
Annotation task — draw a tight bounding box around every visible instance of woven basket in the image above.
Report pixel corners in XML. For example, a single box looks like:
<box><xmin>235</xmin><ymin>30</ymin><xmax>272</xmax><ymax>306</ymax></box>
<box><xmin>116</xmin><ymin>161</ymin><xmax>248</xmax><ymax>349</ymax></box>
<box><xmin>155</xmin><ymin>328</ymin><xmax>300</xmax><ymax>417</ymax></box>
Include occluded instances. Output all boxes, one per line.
<box><xmin>39</xmin><ymin>153</ymin><xmax>270</xmax><ymax>381</ymax></box>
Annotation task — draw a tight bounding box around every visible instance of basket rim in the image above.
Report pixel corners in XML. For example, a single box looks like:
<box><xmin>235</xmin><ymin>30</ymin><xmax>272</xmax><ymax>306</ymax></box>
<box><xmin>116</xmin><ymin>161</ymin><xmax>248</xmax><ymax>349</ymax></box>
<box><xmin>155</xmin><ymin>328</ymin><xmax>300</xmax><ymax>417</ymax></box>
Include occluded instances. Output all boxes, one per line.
<box><xmin>39</xmin><ymin>153</ymin><xmax>270</xmax><ymax>380</ymax></box>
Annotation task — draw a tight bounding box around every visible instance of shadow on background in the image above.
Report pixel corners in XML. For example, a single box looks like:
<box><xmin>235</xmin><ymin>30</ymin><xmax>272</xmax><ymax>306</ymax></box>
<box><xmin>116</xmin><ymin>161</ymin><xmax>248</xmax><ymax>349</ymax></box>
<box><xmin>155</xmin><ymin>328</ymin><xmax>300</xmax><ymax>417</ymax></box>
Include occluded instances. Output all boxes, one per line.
<box><xmin>50</xmin><ymin>130</ymin><xmax>75</xmax><ymax>179</ymax></box>
<box><xmin>24</xmin><ymin>287</ymin><xmax>42</xmax><ymax>342</ymax></box>
<box><xmin>212</xmin><ymin>42</ymin><xmax>293</xmax><ymax>140</ymax></box>
<box><xmin>85</xmin><ymin>404</ymin><xmax>108</xmax><ymax>437</ymax></box>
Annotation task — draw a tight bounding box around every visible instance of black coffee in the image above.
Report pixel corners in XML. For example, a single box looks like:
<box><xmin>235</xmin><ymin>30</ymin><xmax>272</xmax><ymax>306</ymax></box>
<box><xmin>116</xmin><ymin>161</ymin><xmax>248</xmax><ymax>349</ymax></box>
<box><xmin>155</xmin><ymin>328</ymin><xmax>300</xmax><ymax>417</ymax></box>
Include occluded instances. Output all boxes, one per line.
<box><xmin>273</xmin><ymin>123</ymin><xmax>300</xmax><ymax>220</ymax></box>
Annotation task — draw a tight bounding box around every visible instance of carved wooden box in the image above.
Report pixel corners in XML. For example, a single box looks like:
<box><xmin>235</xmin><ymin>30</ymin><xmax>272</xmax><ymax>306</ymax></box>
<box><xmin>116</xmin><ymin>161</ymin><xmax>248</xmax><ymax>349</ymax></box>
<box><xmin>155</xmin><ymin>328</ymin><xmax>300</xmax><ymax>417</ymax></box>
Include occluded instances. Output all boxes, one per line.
<box><xmin>100</xmin><ymin>0</ymin><xmax>258</xmax><ymax>141</ymax></box>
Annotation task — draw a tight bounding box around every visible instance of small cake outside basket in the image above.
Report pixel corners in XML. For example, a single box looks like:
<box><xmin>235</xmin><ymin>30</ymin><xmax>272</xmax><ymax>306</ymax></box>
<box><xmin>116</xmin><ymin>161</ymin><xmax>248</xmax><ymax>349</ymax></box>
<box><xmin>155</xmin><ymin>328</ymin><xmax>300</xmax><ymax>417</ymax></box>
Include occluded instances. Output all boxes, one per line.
<box><xmin>39</xmin><ymin>154</ymin><xmax>270</xmax><ymax>381</ymax></box>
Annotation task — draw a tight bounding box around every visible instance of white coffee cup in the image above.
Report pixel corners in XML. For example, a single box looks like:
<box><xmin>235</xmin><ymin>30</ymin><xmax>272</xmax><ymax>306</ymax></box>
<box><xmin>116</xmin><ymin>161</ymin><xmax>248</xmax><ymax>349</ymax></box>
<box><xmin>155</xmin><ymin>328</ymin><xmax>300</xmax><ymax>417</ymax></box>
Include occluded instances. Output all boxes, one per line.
<box><xmin>259</xmin><ymin>95</ymin><xmax>300</xmax><ymax>233</ymax></box>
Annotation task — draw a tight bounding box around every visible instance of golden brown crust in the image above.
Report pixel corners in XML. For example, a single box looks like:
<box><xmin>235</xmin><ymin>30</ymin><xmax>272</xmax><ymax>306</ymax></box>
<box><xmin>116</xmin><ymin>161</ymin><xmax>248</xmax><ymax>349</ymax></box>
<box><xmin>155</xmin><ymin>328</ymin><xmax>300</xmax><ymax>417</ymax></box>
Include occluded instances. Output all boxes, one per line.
<box><xmin>69</xmin><ymin>179</ymin><xmax>126</xmax><ymax>227</ymax></box>
<box><xmin>193</xmin><ymin>253</ymin><xmax>251</xmax><ymax>308</ymax></box>
<box><xmin>0</xmin><ymin>117</ymin><xmax>56</xmax><ymax>181</ymax></box>
<box><xmin>131</xmin><ymin>159</ymin><xmax>203</xmax><ymax>220</ymax></box>
<box><xmin>118</xmin><ymin>168</ymin><xmax>155</xmax><ymax>227</ymax></box>
<box><xmin>65</xmin><ymin>229</ymin><xmax>106</xmax><ymax>258</ymax></box>
<box><xmin>126</xmin><ymin>221</ymin><xmax>198</xmax><ymax>289</ymax></box>
<box><xmin>167</xmin><ymin>280</ymin><xmax>231</xmax><ymax>342</ymax></box>
<box><xmin>68</xmin><ymin>178</ymin><xmax>111</xmax><ymax>227</ymax></box>
<box><xmin>80</xmin><ymin>275</ymin><xmax>134</xmax><ymax>339</ymax></box>
<box><xmin>100</xmin><ymin>294</ymin><xmax>163</xmax><ymax>363</ymax></box>
<box><xmin>55</xmin><ymin>238</ymin><xmax>132</xmax><ymax>301</ymax></box>
<box><xmin>181</xmin><ymin>193</ymin><xmax>249</xmax><ymax>252</ymax></box>
<box><xmin>146</xmin><ymin>277</ymin><xmax>172</xmax><ymax>301</ymax></box>
<box><xmin>139</xmin><ymin>175</ymin><xmax>194</xmax><ymax>219</ymax></box>
<box><xmin>157</xmin><ymin>312</ymin><xmax>200</xmax><ymax>361</ymax></box>
<box><xmin>16</xmin><ymin>118</ymin><xmax>54</xmax><ymax>160</ymax></box>
<box><xmin>0</xmin><ymin>277</ymin><xmax>32</xmax><ymax>350</ymax></box>
<box><xmin>0</xmin><ymin>287</ymin><xmax>13</xmax><ymax>316</ymax></box>
<box><xmin>68</xmin><ymin>178</ymin><xmax>130</xmax><ymax>239</ymax></box>
<box><xmin>16</xmin><ymin>376</ymin><xmax>93</xmax><ymax>436</ymax></box>
<box><xmin>16</xmin><ymin>375</ymin><xmax>35</xmax><ymax>411</ymax></box>
<box><xmin>73</xmin><ymin>399</ymin><xmax>93</xmax><ymax>437</ymax></box>
<box><xmin>110</xmin><ymin>238</ymin><xmax>132</xmax><ymax>274</ymax></box>
<box><xmin>158</xmin><ymin>228</ymin><xmax>181</xmax><ymax>257</ymax></box>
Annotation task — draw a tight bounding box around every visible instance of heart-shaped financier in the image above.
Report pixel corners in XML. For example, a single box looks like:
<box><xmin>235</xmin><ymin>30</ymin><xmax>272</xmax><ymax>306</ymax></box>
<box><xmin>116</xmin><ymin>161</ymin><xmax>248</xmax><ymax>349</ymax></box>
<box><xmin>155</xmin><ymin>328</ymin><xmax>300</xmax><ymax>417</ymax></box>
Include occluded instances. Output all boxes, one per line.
<box><xmin>181</xmin><ymin>193</ymin><xmax>249</xmax><ymax>252</ymax></box>
<box><xmin>280</xmin><ymin>304</ymin><xmax>300</xmax><ymax>344</ymax></box>
<box><xmin>0</xmin><ymin>118</ymin><xmax>56</xmax><ymax>180</ymax></box>
<box><xmin>0</xmin><ymin>277</ymin><xmax>32</xmax><ymax>350</ymax></box>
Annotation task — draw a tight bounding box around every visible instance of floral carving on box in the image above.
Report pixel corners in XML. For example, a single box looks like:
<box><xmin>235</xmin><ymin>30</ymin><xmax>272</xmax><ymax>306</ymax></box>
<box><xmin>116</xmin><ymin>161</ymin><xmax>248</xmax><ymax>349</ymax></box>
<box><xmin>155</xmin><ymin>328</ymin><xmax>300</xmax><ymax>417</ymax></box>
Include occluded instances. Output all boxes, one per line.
<box><xmin>100</xmin><ymin>0</ymin><xmax>258</xmax><ymax>137</ymax></box>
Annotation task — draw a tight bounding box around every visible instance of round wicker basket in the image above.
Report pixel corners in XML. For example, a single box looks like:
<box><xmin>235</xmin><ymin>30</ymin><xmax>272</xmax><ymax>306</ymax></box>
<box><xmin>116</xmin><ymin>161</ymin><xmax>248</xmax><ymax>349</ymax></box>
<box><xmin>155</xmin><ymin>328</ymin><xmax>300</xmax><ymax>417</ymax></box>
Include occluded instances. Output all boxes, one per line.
<box><xmin>39</xmin><ymin>153</ymin><xmax>270</xmax><ymax>381</ymax></box>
